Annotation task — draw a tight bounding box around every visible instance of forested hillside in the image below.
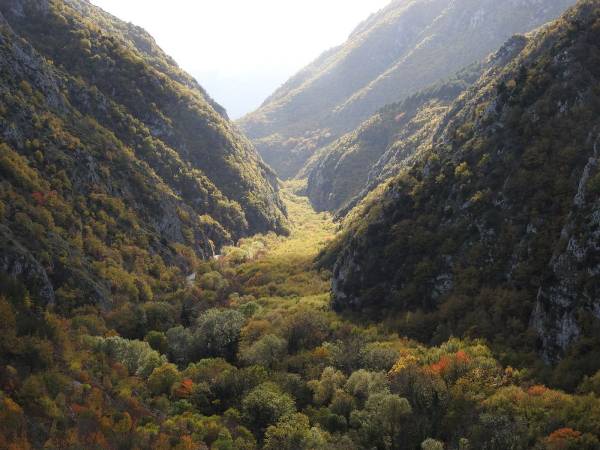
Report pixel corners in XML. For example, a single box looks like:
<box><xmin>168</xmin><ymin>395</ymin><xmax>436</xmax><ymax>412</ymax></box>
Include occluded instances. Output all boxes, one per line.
<box><xmin>239</xmin><ymin>0</ymin><xmax>575</xmax><ymax>179</ymax></box>
<box><xmin>0</xmin><ymin>0</ymin><xmax>287</xmax><ymax>309</ymax></box>
<box><xmin>324</xmin><ymin>0</ymin><xmax>600</xmax><ymax>389</ymax></box>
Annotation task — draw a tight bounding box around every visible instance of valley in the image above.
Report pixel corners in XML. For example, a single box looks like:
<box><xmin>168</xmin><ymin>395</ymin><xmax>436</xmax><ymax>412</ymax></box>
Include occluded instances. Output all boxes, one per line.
<box><xmin>0</xmin><ymin>0</ymin><xmax>599</xmax><ymax>449</ymax></box>
<box><xmin>2</xmin><ymin>185</ymin><xmax>600</xmax><ymax>449</ymax></box>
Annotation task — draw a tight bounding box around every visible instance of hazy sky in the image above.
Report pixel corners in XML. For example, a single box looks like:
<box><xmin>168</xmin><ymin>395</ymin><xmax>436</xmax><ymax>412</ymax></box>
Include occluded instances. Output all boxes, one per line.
<box><xmin>90</xmin><ymin>0</ymin><xmax>390</xmax><ymax>119</ymax></box>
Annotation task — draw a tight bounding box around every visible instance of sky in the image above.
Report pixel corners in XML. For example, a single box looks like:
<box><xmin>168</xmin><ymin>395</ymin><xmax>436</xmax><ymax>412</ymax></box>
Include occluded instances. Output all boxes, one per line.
<box><xmin>90</xmin><ymin>0</ymin><xmax>390</xmax><ymax>119</ymax></box>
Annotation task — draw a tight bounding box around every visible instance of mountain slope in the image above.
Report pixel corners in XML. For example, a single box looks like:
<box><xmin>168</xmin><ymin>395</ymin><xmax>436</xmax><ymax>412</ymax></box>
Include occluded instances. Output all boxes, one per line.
<box><xmin>323</xmin><ymin>0</ymin><xmax>600</xmax><ymax>387</ymax></box>
<box><xmin>303</xmin><ymin>37</ymin><xmax>531</xmax><ymax>214</ymax></box>
<box><xmin>239</xmin><ymin>0</ymin><xmax>576</xmax><ymax>179</ymax></box>
<box><xmin>302</xmin><ymin>63</ymin><xmax>484</xmax><ymax>213</ymax></box>
<box><xmin>0</xmin><ymin>0</ymin><xmax>287</xmax><ymax>309</ymax></box>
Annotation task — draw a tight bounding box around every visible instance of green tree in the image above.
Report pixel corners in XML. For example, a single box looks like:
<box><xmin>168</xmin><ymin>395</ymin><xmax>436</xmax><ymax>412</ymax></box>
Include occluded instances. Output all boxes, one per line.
<box><xmin>166</xmin><ymin>326</ymin><xmax>193</xmax><ymax>366</ymax></box>
<box><xmin>145</xmin><ymin>331</ymin><xmax>168</xmax><ymax>354</ymax></box>
<box><xmin>360</xmin><ymin>343</ymin><xmax>400</xmax><ymax>372</ymax></box>
<box><xmin>263</xmin><ymin>413</ymin><xmax>330</xmax><ymax>450</ymax></box>
<box><xmin>350</xmin><ymin>393</ymin><xmax>412</xmax><ymax>450</ymax></box>
<box><xmin>240</xmin><ymin>334</ymin><xmax>287</xmax><ymax>369</ymax></box>
<box><xmin>242</xmin><ymin>382</ymin><xmax>295</xmax><ymax>437</ymax></box>
<box><xmin>107</xmin><ymin>303</ymin><xmax>147</xmax><ymax>339</ymax></box>
<box><xmin>422</xmin><ymin>438</ymin><xmax>445</xmax><ymax>450</ymax></box>
<box><xmin>345</xmin><ymin>370</ymin><xmax>389</xmax><ymax>406</ymax></box>
<box><xmin>194</xmin><ymin>308</ymin><xmax>245</xmax><ymax>360</ymax></box>
<box><xmin>143</xmin><ymin>302</ymin><xmax>176</xmax><ymax>332</ymax></box>
<box><xmin>148</xmin><ymin>363</ymin><xmax>180</xmax><ymax>396</ymax></box>
<box><xmin>0</xmin><ymin>297</ymin><xmax>18</xmax><ymax>354</ymax></box>
<box><xmin>308</xmin><ymin>367</ymin><xmax>347</xmax><ymax>406</ymax></box>
<box><xmin>92</xmin><ymin>335</ymin><xmax>165</xmax><ymax>377</ymax></box>
<box><xmin>284</xmin><ymin>309</ymin><xmax>329</xmax><ymax>353</ymax></box>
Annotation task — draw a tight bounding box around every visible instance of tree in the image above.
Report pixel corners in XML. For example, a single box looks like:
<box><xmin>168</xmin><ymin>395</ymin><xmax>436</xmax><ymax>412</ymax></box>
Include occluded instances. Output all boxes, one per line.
<box><xmin>92</xmin><ymin>336</ymin><xmax>165</xmax><ymax>377</ymax></box>
<box><xmin>360</xmin><ymin>343</ymin><xmax>400</xmax><ymax>372</ymax></box>
<box><xmin>0</xmin><ymin>297</ymin><xmax>18</xmax><ymax>354</ymax></box>
<box><xmin>0</xmin><ymin>395</ymin><xmax>26</xmax><ymax>440</ymax></box>
<box><xmin>422</xmin><ymin>438</ymin><xmax>445</xmax><ymax>450</ymax></box>
<box><xmin>194</xmin><ymin>309</ymin><xmax>245</xmax><ymax>360</ymax></box>
<box><xmin>542</xmin><ymin>428</ymin><xmax>600</xmax><ymax>450</ymax></box>
<box><xmin>172</xmin><ymin>379</ymin><xmax>194</xmax><ymax>399</ymax></box>
<box><xmin>148</xmin><ymin>363</ymin><xmax>180</xmax><ymax>396</ymax></box>
<box><xmin>578</xmin><ymin>370</ymin><xmax>600</xmax><ymax>396</ymax></box>
<box><xmin>308</xmin><ymin>367</ymin><xmax>347</xmax><ymax>406</ymax></box>
<box><xmin>166</xmin><ymin>326</ymin><xmax>193</xmax><ymax>366</ymax></box>
<box><xmin>240</xmin><ymin>334</ymin><xmax>287</xmax><ymax>369</ymax></box>
<box><xmin>284</xmin><ymin>309</ymin><xmax>329</xmax><ymax>353</ymax></box>
<box><xmin>145</xmin><ymin>331</ymin><xmax>168</xmax><ymax>354</ymax></box>
<box><xmin>106</xmin><ymin>303</ymin><xmax>147</xmax><ymax>339</ymax></box>
<box><xmin>345</xmin><ymin>370</ymin><xmax>389</xmax><ymax>406</ymax></box>
<box><xmin>242</xmin><ymin>382</ymin><xmax>295</xmax><ymax>436</ymax></box>
<box><xmin>330</xmin><ymin>390</ymin><xmax>356</xmax><ymax>419</ymax></box>
<box><xmin>143</xmin><ymin>302</ymin><xmax>176</xmax><ymax>332</ymax></box>
<box><xmin>263</xmin><ymin>413</ymin><xmax>330</xmax><ymax>450</ymax></box>
<box><xmin>350</xmin><ymin>393</ymin><xmax>412</xmax><ymax>450</ymax></box>
<box><xmin>198</xmin><ymin>271</ymin><xmax>230</xmax><ymax>292</ymax></box>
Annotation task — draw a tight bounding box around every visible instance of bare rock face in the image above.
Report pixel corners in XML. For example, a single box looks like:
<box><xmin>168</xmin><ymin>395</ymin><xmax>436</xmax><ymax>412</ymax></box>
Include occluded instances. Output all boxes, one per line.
<box><xmin>533</xmin><ymin>133</ymin><xmax>600</xmax><ymax>362</ymax></box>
<box><xmin>0</xmin><ymin>226</ymin><xmax>55</xmax><ymax>306</ymax></box>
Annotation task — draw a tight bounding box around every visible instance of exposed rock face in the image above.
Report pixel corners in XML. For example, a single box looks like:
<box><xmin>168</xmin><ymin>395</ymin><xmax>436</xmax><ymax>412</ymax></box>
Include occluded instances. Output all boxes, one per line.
<box><xmin>326</xmin><ymin>1</ymin><xmax>600</xmax><ymax>364</ymax></box>
<box><xmin>239</xmin><ymin>0</ymin><xmax>576</xmax><ymax>179</ymax></box>
<box><xmin>0</xmin><ymin>226</ymin><xmax>55</xmax><ymax>306</ymax></box>
<box><xmin>532</xmin><ymin>133</ymin><xmax>600</xmax><ymax>362</ymax></box>
<box><xmin>0</xmin><ymin>0</ymin><xmax>287</xmax><ymax>306</ymax></box>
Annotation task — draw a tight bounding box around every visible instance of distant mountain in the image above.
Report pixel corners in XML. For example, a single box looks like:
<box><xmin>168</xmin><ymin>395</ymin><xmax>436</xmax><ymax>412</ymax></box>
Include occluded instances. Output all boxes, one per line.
<box><xmin>303</xmin><ymin>37</ymin><xmax>533</xmax><ymax>215</ymax></box>
<box><xmin>239</xmin><ymin>0</ymin><xmax>576</xmax><ymax>180</ymax></box>
<box><xmin>302</xmin><ymin>62</ymin><xmax>485</xmax><ymax>214</ymax></box>
<box><xmin>0</xmin><ymin>0</ymin><xmax>287</xmax><ymax>309</ymax></box>
<box><xmin>322</xmin><ymin>0</ymin><xmax>600</xmax><ymax>384</ymax></box>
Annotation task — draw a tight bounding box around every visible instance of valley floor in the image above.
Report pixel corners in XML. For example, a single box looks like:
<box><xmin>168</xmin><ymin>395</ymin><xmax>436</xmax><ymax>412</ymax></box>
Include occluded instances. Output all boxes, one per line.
<box><xmin>222</xmin><ymin>181</ymin><xmax>336</xmax><ymax>309</ymax></box>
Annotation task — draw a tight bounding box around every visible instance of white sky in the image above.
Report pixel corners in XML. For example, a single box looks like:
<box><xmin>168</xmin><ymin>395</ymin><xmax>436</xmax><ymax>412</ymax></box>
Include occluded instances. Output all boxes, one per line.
<box><xmin>90</xmin><ymin>0</ymin><xmax>391</xmax><ymax>119</ymax></box>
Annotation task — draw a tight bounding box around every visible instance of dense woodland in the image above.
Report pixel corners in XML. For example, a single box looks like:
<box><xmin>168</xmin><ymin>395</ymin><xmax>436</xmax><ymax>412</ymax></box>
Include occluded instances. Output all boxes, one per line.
<box><xmin>1</xmin><ymin>0</ymin><xmax>600</xmax><ymax>449</ymax></box>
<box><xmin>2</xmin><ymin>186</ymin><xmax>600</xmax><ymax>449</ymax></box>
